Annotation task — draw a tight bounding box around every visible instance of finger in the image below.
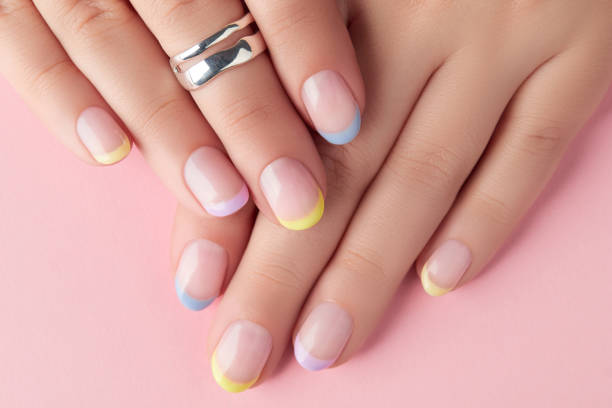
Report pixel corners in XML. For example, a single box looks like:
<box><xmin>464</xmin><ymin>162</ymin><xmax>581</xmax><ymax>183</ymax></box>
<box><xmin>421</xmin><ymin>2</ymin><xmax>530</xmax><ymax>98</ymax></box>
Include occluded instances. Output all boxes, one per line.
<box><xmin>171</xmin><ymin>203</ymin><xmax>254</xmax><ymax>311</ymax></box>
<box><xmin>32</xmin><ymin>0</ymin><xmax>249</xmax><ymax>218</ymax></box>
<box><xmin>200</xmin><ymin>11</ymin><xmax>448</xmax><ymax>391</ymax></box>
<box><xmin>416</xmin><ymin>45</ymin><xmax>612</xmax><ymax>296</ymax></box>
<box><xmin>0</xmin><ymin>1</ymin><xmax>130</xmax><ymax>165</ymax></box>
<box><xmin>203</xmin><ymin>200</ymin><xmax>354</xmax><ymax>392</ymax></box>
<box><xmin>132</xmin><ymin>1</ymin><xmax>328</xmax><ymax>230</ymax></box>
<box><xmin>245</xmin><ymin>0</ymin><xmax>365</xmax><ymax>145</ymax></box>
<box><xmin>292</xmin><ymin>47</ymin><xmax>536</xmax><ymax>369</ymax></box>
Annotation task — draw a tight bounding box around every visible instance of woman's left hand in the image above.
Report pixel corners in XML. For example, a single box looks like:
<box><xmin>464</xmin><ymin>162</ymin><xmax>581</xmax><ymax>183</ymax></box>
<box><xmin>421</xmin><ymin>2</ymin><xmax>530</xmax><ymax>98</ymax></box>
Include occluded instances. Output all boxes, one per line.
<box><xmin>171</xmin><ymin>0</ymin><xmax>612</xmax><ymax>392</ymax></box>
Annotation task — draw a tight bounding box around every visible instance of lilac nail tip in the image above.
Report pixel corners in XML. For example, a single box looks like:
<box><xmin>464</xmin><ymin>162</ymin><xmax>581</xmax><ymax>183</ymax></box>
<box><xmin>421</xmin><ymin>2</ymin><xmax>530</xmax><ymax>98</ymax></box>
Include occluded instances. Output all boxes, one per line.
<box><xmin>318</xmin><ymin>107</ymin><xmax>361</xmax><ymax>146</ymax></box>
<box><xmin>293</xmin><ymin>337</ymin><xmax>334</xmax><ymax>372</ymax></box>
<box><xmin>175</xmin><ymin>279</ymin><xmax>215</xmax><ymax>311</ymax></box>
<box><xmin>204</xmin><ymin>184</ymin><xmax>249</xmax><ymax>217</ymax></box>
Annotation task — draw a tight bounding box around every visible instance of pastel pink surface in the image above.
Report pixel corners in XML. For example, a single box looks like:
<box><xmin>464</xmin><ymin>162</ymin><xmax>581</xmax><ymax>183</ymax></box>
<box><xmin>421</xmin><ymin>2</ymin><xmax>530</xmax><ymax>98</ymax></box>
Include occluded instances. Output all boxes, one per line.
<box><xmin>1</xmin><ymin>78</ymin><xmax>611</xmax><ymax>407</ymax></box>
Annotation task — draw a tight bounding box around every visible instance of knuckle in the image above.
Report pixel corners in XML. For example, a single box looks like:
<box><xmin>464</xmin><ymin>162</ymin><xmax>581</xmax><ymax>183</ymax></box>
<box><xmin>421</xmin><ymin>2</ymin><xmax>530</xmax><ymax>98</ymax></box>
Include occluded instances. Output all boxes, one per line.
<box><xmin>318</xmin><ymin>140</ymin><xmax>379</xmax><ymax>197</ymax></box>
<box><xmin>417</xmin><ymin>0</ymin><xmax>453</xmax><ymax>13</ymax></box>
<box><xmin>214</xmin><ymin>94</ymin><xmax>277</xmax><ymax>138</ymax></box>
<box><xmin>255</xmin><ymin>1</ymin><xmax>316</xmax><ymax>43</ymax></box>
<box><xmin>471</xmin><ymin>189</ymin><xmax>515</xmax><ymax>227</ymax></box>
<box><xmin>135</xmin><ymin>95</ymin><xmax>192</xmax><ymax>140</ymax></box>
<box><xmin>149</xmin><ymin>0</ymin><xmax>203</xmax><ymax>25</ymax></box>
<box><xmin>336</xmin><ymin>246</ymin><xmax>388</xmax><ymax>284</ymax></box>
<box><xmin>0</xmin><ymin>1</ymin><xmax>39</xmax><ymax>41</ymax></box>
<box><xmin>508</xmin><ymin>0</ymin><xmax>549</xmax><ymax>14</ymax></box>
<box><xmin>28</xmin><ymin>59</ymin><xmax>76</xmax><ymax>95</ymax></box>
<box><xmin>0</xmin><ymin>0</ymin><xmax>30</xmax><ymax>18</ymax></box>
<box><xmin>150</xmin><ymin>0</ymin><xmax>196</xmax><ymax>21</ymax></box>
<box><xmin>246</xmin><ymin>252</ymin><xmax>310</xmax><ymax>293</ymax></box>
<box><xmin>504</xmin><ymin>115</ymin><xmax>568</xmax><ymax>156</ymax></box>
<box><xmin>391</xmin><ymin>138</ymin><xmax>465</xmax><ymax>199</ymax></box>
<box><xmin>61</xmin><ymin>0</ymin><xmax>134</xmax><ymax>38</ymax></box>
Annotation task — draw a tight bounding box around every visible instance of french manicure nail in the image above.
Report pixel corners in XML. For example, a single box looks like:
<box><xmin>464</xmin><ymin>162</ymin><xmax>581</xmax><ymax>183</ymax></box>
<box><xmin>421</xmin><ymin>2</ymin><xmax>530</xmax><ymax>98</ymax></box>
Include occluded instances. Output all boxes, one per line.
<box><xmin>211</xmin><ymin>320</ymin><xmax>272</xmax><ymax>393</ymax></box>
<box><xmin>260</xmin><ymin>157</ymin><xmax>324</xmax><ymax>231</ymax></box>
<box><xmin>76</xmin><ymin>107</ymin><xmax>131</xmax><ymax>165</ymax></box>
<box><xmin>302</xmin><ymin>70</ymin><xmax>361</xmax><ymax>145</ymax></box>
<box><xmin>421</xmin><ymin>239</ymin><xmax>472</xmax><ymax>297</ymax></box>
<box><xmin>174</xmin><ymin>239</ymin><xmax>227</xmax><ymax>311</ymax></box>
<box><xmin>294</xmin><ymin>302</ymin><xmax>353</xmax><ymax>371</ymax></box>
<box><xmin>184</xmin><ymin>147</ymin><xmax>249</xmax><ymax>217</ymax></box>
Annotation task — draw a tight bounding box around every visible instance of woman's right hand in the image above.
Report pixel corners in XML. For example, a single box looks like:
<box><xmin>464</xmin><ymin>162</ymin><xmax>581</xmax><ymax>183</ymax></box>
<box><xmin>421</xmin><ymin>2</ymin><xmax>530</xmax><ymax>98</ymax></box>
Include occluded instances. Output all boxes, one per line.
<box><xmin>0</xmin><ymin>0</ymin><xmax>364</xmax><ymax>230</ymax></box>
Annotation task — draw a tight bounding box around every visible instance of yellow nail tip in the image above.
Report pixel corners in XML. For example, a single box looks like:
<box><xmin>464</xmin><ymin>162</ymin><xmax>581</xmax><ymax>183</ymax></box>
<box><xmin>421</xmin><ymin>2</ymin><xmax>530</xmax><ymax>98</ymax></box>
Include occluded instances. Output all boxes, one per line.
<box><xmin>93</xmin><ymin>138</ymin><xmax>131</xmax><ymax>165</ymax></box>
<box><xmin>279</xmin><ymin>190</ymin><xmax>325</xmax><ymax>231</ymax></box>
<box><xmin>211</xmin><ymin>353</ymin><xmax>257</xmax><ymax>393</ymax></box>
<box><xmin>420</xmin><ymin>266</ymin><xmax>451</xmax><ymax>297</ymax></box>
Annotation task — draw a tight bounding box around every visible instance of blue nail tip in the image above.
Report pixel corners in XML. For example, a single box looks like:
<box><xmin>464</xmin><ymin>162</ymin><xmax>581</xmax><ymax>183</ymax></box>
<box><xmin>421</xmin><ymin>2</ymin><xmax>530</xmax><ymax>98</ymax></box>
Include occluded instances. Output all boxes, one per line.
<box><xmin>175</xmin><ymin>279</ymin><xmax>215</xmax><ymax>311</ymax></box>
<box><xmin>318</xmin><ymin>107</ymin><xmax>361</xmax><ymax>145</ymax></box>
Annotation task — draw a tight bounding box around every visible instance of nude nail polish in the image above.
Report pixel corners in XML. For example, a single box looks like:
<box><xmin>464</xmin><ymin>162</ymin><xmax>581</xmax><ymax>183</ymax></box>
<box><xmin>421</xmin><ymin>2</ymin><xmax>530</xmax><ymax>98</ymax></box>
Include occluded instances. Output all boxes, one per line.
<box><xmin>421</xmin><ymin>239</ymin><xmax>472</xmax><ymax>297</ymax></box>
<box><xmin>260</xmin><ymin>157</ymin><xmax>324</xmax><ymax>231</ymax></box>
<box><xmin>302</xmin><ymin>70</ymin><xmax>361</xmax><ymax>145</ymax></box>
<box><xmin>184</xmin><ymin>147</ymin><xmax>249</xmax><ymax>217</ymax></box>
<box><xmin>211</xmin><ymin>320</ymin><xmax>272</xmax><ymax>393</ymax></box>
<box><xmin>294</xmin><ymin>302</ymin><xmax>353</xmax><ymax>371</ymax></box>
<box><xmin>76</xmin><ymin>107</ymin><xmax>131</xmax><ymax>165</ymax></box>
<box><xmin>174</xmin><ymin>239</ymin><xmax>227</xmax><ymax>311</ymax></box>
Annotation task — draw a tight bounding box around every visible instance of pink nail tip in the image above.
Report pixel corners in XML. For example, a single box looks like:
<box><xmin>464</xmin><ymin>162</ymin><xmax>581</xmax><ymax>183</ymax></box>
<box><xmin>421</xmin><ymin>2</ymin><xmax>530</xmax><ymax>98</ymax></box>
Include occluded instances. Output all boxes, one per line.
<box><xmin>184</xmin><ymin>147</ymin><xmax>249</xmax><ymax>217</ymax></box>
<box><xmin>294</xmin><ymin>337</ymin><xmax>334</xmax><ymax>371</ymax></box>
<box><xmin>203</xmin><ymin>184</ymin><xmax>249</xmax><ymax>217</ymax></box>
<box><xmin>293</xmin><ymin>302</ymin><xmax>352</xmax><ymax>371</ymax></box>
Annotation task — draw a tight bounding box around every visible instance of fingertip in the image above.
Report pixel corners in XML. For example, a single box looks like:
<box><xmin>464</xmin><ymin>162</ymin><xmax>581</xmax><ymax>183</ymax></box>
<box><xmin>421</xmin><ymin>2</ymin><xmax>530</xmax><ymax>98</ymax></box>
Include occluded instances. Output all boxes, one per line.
<box><xmin>260</xmin><ymin>158</ymin><xmax>325</xmax><ymax>231</ymax></box>
<box><xmin>278</xmin><ymin>190</ymin><xmax>325</xmax><ymax>231</ymax></box>
<box><xmin>175</xmin><ymin>279</ymin><xmax>216</xmax><ymax>311</ymax></box>
<box><xmin>92</xmin><ymin>138</ymin><xmax>132</xmax><ymax>165</ymax></box>
<box><xmin>420</xmin><ymin>265</ymin><xmax>452</xmax><ymax>297</ymax></box>
<box><xmin>174</xmin><ymin>239</ymin><xmax>227</xmax><ymax>311</ymax></box>
<box><xmin>76</xmin><ymin>106</ymin><xmax>131</xmax><ymax>165</ymax></box>
<box><xmin>318</xmin><ymin>106</ymin><xmax>361</xmax><ymax>145</ymax></box>
<box><xmin>302</xmin><ymin>70</ymin><xmax>362</xmax><ymax>145</ymax></box>
<box><xmin>419</xmin><ymin>240</ymin><xmax>473</xmax><ymax>297</ymax></box>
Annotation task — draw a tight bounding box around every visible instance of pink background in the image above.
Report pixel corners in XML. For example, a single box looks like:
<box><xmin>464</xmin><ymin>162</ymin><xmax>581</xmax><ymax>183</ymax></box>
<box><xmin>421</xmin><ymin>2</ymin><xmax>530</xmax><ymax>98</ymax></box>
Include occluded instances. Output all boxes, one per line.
<box><xmin>1</xmin><ymin>78</ymin><xmax>611</xmax><ymax>407</ymax></box>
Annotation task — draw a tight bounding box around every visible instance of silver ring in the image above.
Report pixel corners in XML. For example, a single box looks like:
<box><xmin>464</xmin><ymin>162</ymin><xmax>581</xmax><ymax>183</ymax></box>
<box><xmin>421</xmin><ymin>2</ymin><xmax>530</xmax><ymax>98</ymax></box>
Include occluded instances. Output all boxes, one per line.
<box><xmin>170</xmin><ymin>13</ymin><xmax>266</xmax><ymax>91</ymax></box>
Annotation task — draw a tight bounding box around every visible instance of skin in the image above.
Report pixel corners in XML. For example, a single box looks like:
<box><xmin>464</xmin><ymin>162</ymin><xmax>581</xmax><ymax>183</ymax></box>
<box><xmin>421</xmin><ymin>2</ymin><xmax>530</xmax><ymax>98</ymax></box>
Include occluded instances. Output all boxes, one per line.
<box><xmin>2</xmin><ymin>0</ymin><xmax>612</xmax><ymax>393</ymax></box>
<box><xmin>0</xmin><ymin>0</ymin><xmax>365</xmax><ymax>226</ymax></box>
<box><xmin>173</xmin><ymin>0</ymin><xmax>612</xmax><ymax>391</ymax></box>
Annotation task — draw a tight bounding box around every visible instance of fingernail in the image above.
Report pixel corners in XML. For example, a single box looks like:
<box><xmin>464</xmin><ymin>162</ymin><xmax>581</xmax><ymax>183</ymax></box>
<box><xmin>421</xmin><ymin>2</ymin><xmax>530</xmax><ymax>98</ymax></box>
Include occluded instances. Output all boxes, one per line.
<box><xmin>211</xmin><ymin>320</ymin><xmax>272</xmax><ymax>393</ymax></box>
<box><xmin>184</xmin><ymin>147</ymin><xmax>249</xmax><ymax>217</ymax></box>
<box><xmin>76</xmin><ymin>107</ymin><xmax>131</xmax><ymax>165</ymax></box>
<box><xmin>294</xmin><ymin>302</ymin><xmax>353</xmax><ymax>371</ymax></box>
<box><xmin>260</xmin><ymin>157</ymin><xmax>324</xmax><ymax>231</ymax></box>
<box><xmin>174</xmin><ymin>239</ymin><xmax>227</xmax><ymax>311</ymax></box>
<box><xmin>421</xmin><ymin>239</ymin><xmax>472</xmax><ymax>297</ymax></box>
<box><xmin>302</xmin><ymin>70</ymin><xmax>361</xmax><ymax>145</ymax></box>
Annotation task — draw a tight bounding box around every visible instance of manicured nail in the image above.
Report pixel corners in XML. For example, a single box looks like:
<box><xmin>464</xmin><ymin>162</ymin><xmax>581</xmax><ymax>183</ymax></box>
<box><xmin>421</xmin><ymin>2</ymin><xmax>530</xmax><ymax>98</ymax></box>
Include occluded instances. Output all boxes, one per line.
<box><xmin>184</xmin><ymin>147</ymin><xmax>249</xmax><ymax>217</ymax></box>
<box><xmin>302</xmin><ymin>70</ymin><xmax>361</xmax><ymax>145</ymax></box>
<box><xmin>294</xmin><ymin>302</ymin><xmax>353</xmax><ymax>371</ymax></box>
<box><xmin>76</xmin><ymin>107</ymin><xmax>131</xmax><ymax>165</ymax></box>
<box><xmin>174</xmin><ymin>239</ymin><xmax>227</xmax><ymax>311</ymax></box>
<box><xmin>211</xmin><ymin>320</ymin><xmax>272</xmax><ymax>393</ymax></box>
<box><xmin>260</xmin><ymin>157</ymin><xmax>324</xmax><ymax>231</ymax></box>
<box><xmin>421</xmin><ymin>239</ymin><xmax>472</xmax><ymax>297</ymax></box>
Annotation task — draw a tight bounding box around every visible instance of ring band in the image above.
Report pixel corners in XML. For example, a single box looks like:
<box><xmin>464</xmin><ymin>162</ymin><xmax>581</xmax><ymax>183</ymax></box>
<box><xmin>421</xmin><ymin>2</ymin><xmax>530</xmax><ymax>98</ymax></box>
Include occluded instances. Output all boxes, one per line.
<box><xmin>170</xmin><ymin>13</ymin><xmax>266</xmax><ymax>91</ymax></box>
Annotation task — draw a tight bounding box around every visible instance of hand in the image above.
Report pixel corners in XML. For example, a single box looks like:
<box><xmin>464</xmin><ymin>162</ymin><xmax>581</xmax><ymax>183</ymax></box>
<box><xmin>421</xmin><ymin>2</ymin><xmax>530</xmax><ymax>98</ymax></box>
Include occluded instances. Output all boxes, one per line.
<box><xmin>170</xmin><ymin>0</ymin><xmax>612</xmax><ymax>392</ymax></box>
<box><xmin>0</xmin><ymin>0</ymin><xmax>365</xmax><ymax>230</ymax></box>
